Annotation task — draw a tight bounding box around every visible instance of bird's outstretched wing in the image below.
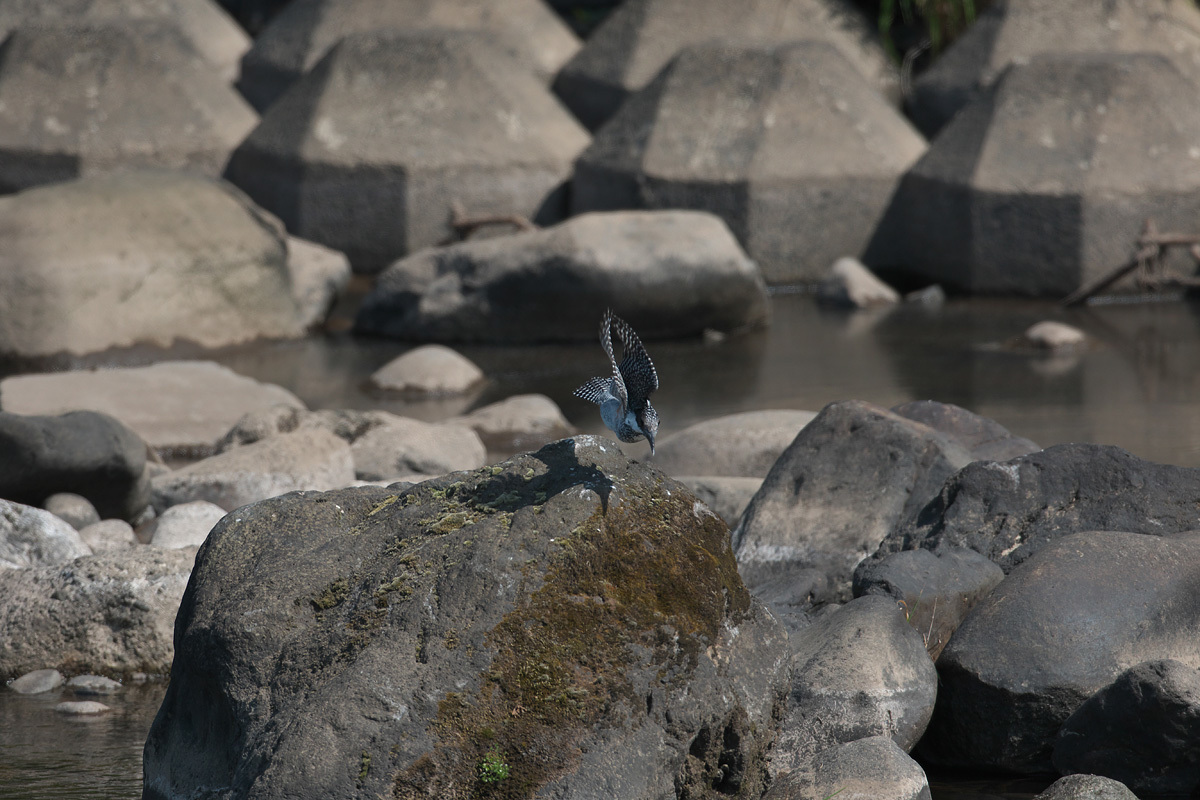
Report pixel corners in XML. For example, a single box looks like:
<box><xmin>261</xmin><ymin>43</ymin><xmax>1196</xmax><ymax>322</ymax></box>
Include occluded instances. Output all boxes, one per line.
<box><xmin>600</xmin><ymin>309</ymin><xmax>629</xmax><ymax>406</ymax></box>
<box><xmin>609</xmin><ymin>311</ymin><xmax>658</xmax><ymax>407</ymax></box>
<box><xmin>573</xmin><ymin>376</ymin><xmax>611</xmax><ymax>405</ymax></box>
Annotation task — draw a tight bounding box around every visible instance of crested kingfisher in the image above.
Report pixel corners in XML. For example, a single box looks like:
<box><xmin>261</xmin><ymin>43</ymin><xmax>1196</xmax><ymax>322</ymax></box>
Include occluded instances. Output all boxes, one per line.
<box><xmin>574</xmin><ymin>308</ymin><xmax>660</xmax><ymax>454</ymax></box>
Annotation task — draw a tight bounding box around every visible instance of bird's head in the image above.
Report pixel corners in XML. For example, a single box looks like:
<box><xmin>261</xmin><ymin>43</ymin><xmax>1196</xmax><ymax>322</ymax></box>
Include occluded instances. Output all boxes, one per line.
<box><xmin>639</xmin><ymin>403</ymin><xmax>659</xmax><ymax>455</ymax></box>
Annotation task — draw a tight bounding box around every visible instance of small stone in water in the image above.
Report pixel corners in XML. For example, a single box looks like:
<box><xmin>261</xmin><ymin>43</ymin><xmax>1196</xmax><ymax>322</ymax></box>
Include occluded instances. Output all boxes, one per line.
<box><xmin>54</xmin><ymin>701</ymin><xmax>111</xmax><ymax>715</ymax></box>
<box><xmin>1022</xmin><ymin>321</ymin><xmax>1087</xmax><ymax>351</ymax></box>
<box><xmin>9</xmin><ymin>669</ymin><xmax>64</xmax><ymax>694</ymax></box>
<box><xmin>67</xmin><ymin>675</ymin><xmax>122</xmax><ymax>695</ymax></box>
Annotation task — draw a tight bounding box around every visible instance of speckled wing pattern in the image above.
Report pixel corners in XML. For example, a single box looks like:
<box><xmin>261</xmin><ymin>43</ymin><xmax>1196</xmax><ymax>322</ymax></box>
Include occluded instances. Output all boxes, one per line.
<box><xmin>573</xmin><ymin>376</ymin><xmax>611</xmax><ymax>405</ymax></box>
<box><xmin>610</xmin><ymin>311</ymin><xmax>658</xmax><ymax>411</ymax></box>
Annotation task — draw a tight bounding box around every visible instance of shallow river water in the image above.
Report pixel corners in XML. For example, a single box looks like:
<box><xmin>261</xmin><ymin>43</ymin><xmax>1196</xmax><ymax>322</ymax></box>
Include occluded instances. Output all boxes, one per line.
<box><xmin>3</xmin><ymin>291</ymin><xmax>1200</xmax><ymax>798</ymax></box>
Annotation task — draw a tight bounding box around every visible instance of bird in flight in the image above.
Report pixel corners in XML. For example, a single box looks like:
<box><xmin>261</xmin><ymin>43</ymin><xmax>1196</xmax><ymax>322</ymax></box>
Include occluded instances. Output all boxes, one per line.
<box><xmin>574</xmin><ymin>309</ymin><xmax>660</xmax><ymax>454</ymax></box>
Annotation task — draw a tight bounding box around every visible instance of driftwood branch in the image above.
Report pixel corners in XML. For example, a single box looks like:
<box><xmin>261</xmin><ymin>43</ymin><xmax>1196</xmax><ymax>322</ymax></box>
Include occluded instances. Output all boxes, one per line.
<box><xmin>1060</xmin><ymin>218</ymin><xmax>1200</xmax><ymax>307</ymax></box>
<box><xmin>448</xmin><ymin>201</ymin><xmax>536</xmax><ymax>240</ymax></box>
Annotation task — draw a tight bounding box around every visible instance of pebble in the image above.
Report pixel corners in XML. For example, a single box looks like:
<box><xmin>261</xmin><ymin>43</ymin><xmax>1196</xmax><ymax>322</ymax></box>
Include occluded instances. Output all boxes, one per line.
<box><xmin>9</xmin><ymin>669</ymin><xmax>64</xmax><ymax>694</ymax></box>
<box><xmin>43</xmin><ymin>493</ymin><xmax>101</xmax><ymax>531</ymax></box>
<box><xmin>53</xmin><ymin>701</ymin><xmax>111</xmax><ymax>715</ymax></box>
<box><xmin>67</xmin><ymin>675</ymin><xmax>123</xmax><ymax>695</ymax></box>
<box><xmin>1022</xmin><ymin>321</ymin><xmax>1088</xmax><ymax>351</ymax></box>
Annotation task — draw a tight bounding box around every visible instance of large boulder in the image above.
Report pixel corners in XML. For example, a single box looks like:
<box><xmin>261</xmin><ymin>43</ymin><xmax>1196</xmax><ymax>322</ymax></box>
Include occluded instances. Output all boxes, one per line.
<box><xmin>920</xmin><ymin>531</ymin><xmax>1200</xmax><ymax>774</ymax></box>
<box><xmin>1034</xmin><ymin>775</ymin><xmax>1138</xmax><ymax>800</ymax></box>
<box><xmin>866</xmin><ymin>53</ymin><xmax>1200</xmax><ymax>297</ymax></box>
<box><xmin>653</xmin><ymin>409</ymin><xmax>817</xmax><ymax>478</ymax></box>
<box><xmin>770</xmin><ymin>596</ymin><xmax>937</xmax><ymax>775</ymax></box>
<box><xmin>225</xmin><ymin>30</ymin><xmax>590</xmax><ymax>273</ymax></box>
<box><xmin>150</xmin><ymin>428</ymin><xmax>356</xmax><ymax>511</ymax></box>
<box><xmin>1053</xmin><ymin>659</ymin><xmax>1200</xmax><ymax>796</ymax></box>
<box><xmin>0</xmin><ymin>172</ymin><xmax>306</xmax><ymax>359</ymax></box>
<box><xmin>572</xmin><ymin>41</ymin><xmax>925</xmax><ymax>285</ymax></box>
<box><xmin>1</xmin><ymin>362</ymin><xmax>305</xmax><ymax>460</ymax></box>
<box><xmin>0</xmin><ymin>24</ymin><xmax>256</xmax><ymax>193</ymax></box>
<box><xmin>355</xmin><ymin>210</ymin><xmax>769</xmax><ymax>342</ymax></box>
<box><xmin>0</xmin><ymin>0</ymin><xmax>251</xmax><ymax>82</ymax></box>
<box><xmin>872</xmin><ymin>443</ymin><xmax>1200</xmax><ymax>574</ymax></box>
<box><xmin>142</xmin><ymin>437</ymin><xmax>789</xmax><ymax>799</ymax></box>
<box><xmin>0</xmin><ymin>411</ymin><xmax>149</xmax><ymax>521</ymax></box>
<box><xmin>449</xmin><ymin>394</ymin><xmax>576</xmax><ymax>455</ymax></box>
<box><xmin>907</xmin><ymin>0</ymin><xmax>1200</xmax><ymax>138</ymax></box>
<box><xmin>764</xmin><ymin>736</ymin><xmax>931</xmax><ymax>800</ymax></box>
<box><xmin>237</xmin><ymin>0</ymin><xmax>580</xmax><ymax>111</ymax></box>
<box><xmin>0</xmin><ymin>546</ymin><xmax>194</xmax><ymax>679</ymax></box>
<box><xmin>552</xmin><ymin>0</ymin><xmax>897</xmax><ymax>130</ymax></box>
<box><xmin>731</xmin><ymin>401</ymin><xmax>975</xmax><ymax>609</ymax></box>
<box><xmin>0</xmin><ymin>499</ymin><xmax>92</xmax><ymax>570</ymax></box>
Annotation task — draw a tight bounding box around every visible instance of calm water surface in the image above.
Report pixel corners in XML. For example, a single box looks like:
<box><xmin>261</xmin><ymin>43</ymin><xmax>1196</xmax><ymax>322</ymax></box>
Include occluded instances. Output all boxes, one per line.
<box><xmin>4</xmin><ymin>292</ymin><xmax>1200</xmax><ymax>799</ymax></box>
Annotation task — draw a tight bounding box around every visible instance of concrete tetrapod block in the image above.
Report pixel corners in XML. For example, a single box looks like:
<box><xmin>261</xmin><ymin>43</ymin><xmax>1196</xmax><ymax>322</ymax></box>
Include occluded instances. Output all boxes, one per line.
<box><xmin>553</xmin><ymin>0</ymin><xmax>898</xmax><ymax>130</ymax></box>
<box><xmin>867</xmin><ymin>53</ymin><xmax>1200</xmax><ymax>298</ymax></box>
<box><xmin>237</xmin><ymin>0</ymin><xmax>579</xmax><ymax>112</ymax></box>
<box><xmin>0</xmin><ymin>24</ymin><xmax>256</xmax><ymax>193</ymax></box>
<box><xmin>907</xmin><ymin>0</ymin><xmax>1200</xmax><ymax>138</ymax></box>
<box><xmin>226</xmin><ymin>30</ymin><xmax>590</xmax><ymax>273</ymax></box>
<box><xmin>573</xmin><ymin>41</ymin><xmax>925</xmax><ymax>285</ymax></box>
<box><xmin>0</xmin><ymin>0</ymin><xmax>250</xmax><ymax>83</ymax></box>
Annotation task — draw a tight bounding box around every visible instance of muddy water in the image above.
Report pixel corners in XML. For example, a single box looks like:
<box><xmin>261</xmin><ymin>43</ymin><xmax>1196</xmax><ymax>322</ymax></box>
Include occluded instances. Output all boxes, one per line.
<box><xmin>3</xmin><ymin>292</ymin><xmax>1200</xmax><ymax>799</ymax></box>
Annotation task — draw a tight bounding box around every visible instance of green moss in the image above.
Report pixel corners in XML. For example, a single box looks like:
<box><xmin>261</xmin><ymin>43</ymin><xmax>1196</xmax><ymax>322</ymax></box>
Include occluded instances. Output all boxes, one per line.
<box><xmin>359</xmin><ymin>751</ymin><xmax>372</xmax><ymax>782</ymax></box>
<box><xmin>393</xmin><ymin>481</ymin><xmax>750</xmax><ymax>799</ymax></box>
<box><xmin>311</xmin><ymin>577</ymin><xmax>350</xmax><ymax>611</ymax></box>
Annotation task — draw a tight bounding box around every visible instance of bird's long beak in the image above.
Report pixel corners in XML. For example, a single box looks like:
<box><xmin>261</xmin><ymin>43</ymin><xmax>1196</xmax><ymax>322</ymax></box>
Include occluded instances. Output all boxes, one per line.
<box><xmin>647</xmin><ymin>433</ymin><xmax>655</xmax><ymax>456</ymax></box>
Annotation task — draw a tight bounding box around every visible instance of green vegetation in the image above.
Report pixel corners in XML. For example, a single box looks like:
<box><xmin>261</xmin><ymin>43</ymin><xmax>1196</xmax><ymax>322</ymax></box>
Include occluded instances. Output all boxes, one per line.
<box><xmin>878</xmin><ymin>0</ymin><xmax>983</xmax><ymax>58</ymax></box>
<box><xmin>478</xmin><ymin>749</ymin><xmax>510</xmax><ymax>785</ymax></box>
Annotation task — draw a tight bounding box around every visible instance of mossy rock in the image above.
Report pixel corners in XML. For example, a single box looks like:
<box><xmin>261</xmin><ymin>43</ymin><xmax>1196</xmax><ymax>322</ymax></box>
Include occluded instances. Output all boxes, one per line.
<box><xmin>143</xmin><ymin>436</ymin><xmax>789</xmax><ymax>800</ymax></box>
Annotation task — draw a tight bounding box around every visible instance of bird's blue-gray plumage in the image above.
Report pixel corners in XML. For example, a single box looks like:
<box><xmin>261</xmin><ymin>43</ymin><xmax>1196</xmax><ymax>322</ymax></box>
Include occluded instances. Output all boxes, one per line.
<box><xmin>574</xmin><ymin>309</ymin><xmax>660</xmax><ymax>453</ymax></box>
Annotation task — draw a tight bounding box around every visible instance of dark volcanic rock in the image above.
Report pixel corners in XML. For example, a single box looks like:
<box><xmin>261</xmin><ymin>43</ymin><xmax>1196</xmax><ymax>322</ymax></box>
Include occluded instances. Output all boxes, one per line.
<box><xmin>921</xmin><ymin>531</ymin><xmax>1200</xmax><ymax>774</ymax></box>
<box><xmin>892</xmin><ymin>400</ymin><xmax>1039</xmax><ymax>463</ymax></box>
<box><xmin>732</xmin><ymin>400</ymin><xmax>974</xmax><ymax>610</ymax></box>
<box><xmin>0</xmin><ymin>411</ymin><xmax>149</xmax><ymax>521</ymax></box>
<box><xmin>142</xmin><ymin>436</ymin><xmax>789</xmax><ymax>800</ymax></box>
<box><xmin>1034</xmin><ymin>775</ymin><xmax>1138</xmax><ymax>800</ymax></box>
<box><xmin>770</xmin><ymin>596</ymin><xmax>936</xmax><ymax>776</ymax></box>
<box><xmin>875</xmin><ymin>443</ymin><xmax>1200</xmax><ymax>574</ymax></box>
<box><xmin>1053</xmin><ymin>659</ymin><xmax>1200</xmax><ymax>796</ymax></box>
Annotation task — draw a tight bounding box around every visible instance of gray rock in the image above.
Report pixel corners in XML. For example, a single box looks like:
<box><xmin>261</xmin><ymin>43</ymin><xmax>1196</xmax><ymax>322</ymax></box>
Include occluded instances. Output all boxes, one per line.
<box><xmin>142</xmin><ymin>436</ymin><xmax>789</xmax><ymax>800</ymax></box>
<box><xmin>226</xmin><ymin>30</ymin><xmax>589</xmax><ymax>273</ymax></box>
<box><xmin>42</xmin><ymin>493</ymin><xmax>101</xmax><ymax>531</ymax></box>
<box><xmin>891</xmin><ymin>399</ymin><xmax>1041</xmax><ymax>463</ymax></box>
<box><xmin>144</xmin><ymin>501</ymin><xmax>227</xmax><ymax>549</ymax></box>
<box><xmin>907</xmin><ymin>0</ymin><xmax>1200</xmax><ymax>138</ymax></box>
<box><xmin>765</xmin><ymin>736</ymin><xmax>931</xmax><ymax>800</ymax></box>
<box><xmin>0</xmin><ymin>546</ymin><xmax>194</xmax><ymax>679</ymax></box>
<box><xmin>853</xmin><ymin>547</ymin><xmax>1005</xmax><ymax>660</ymax></box>
<box><xmin>450</xmin><ymin>394</ymin><xmax>575</xmax><ymax>455</ymax></box>
<box><xmin>921</xmin><ymin>531</ymin><xmax>1200</xmax><ymax>774</ymax></box>
<box><xmin>675</xmin><ymin>476</ymin><xmax>762</xmax><ymax>527</ymax></box>
<box><xmin>349</xmin><ymin>419</ymin><xmax>486</xmax><ymax>481</ymax></box>
<box><xmin>67</xmin><ymin>674</ymin><xmax>123</xmax><ymax>695</ymax></box>
<box><xmin>1053</xmin><ymin>659</ymin><xmax>1200</xmax><ymax>795</ymax></box>
<box><xmin>287</xmin><ymin>236</ymin><xmax>351</xmax><ymax>331</ymax></box>
<box><xmin>0</xmin><ymin>24</ymin><xmax>256</xmax><ymax>193</ymax></box>
<box><xmin>1</xmin><ymin>361</ymin><xmax>305</xmax><ymax>460</ymax></box>
<box><xmin>215</xmin><ymin>405</ymin><xmax>399</xmax><ymax>453</ymax></box>
<box><xmin>8</xmin><ymin>668</ymin><xmax>64</xmax><ymax>694</ymax></box>
<box><xmin>1021</xmin><ymin>321</ymin><xmax>1088</xmax><ymax>352</ymax></box>
<box><xmin>151</xmin><ymin>428</ymin><xmax>356</xmax><ymax>511</ymax></box>
<box><xmin>817</xmin><ymin>257</ymin><xmax>900</xmax><ymax>309</ymax></box>
<box><xmin>572</xmin><ymin>41</ymin><xmax>925</xmax><ymax>285</ymax></box>
<box><xmin>237</xmin><ymin>0</ymin><xmax>580</xmax><ymax>111</ymax></box>
<box><xmin>905</xmin><ymin>285</ymin><xmax>946</xmax><ymax>306</ymax></box>
<box><xmin>0</xmin><ymin>411</ymin><xmax>149</xmax><ymax>521</ymax></box>
<box><xmin>0</xmin><ymin>0</ymin><xmax>251</xmax><ymax>82</ymax></box>
<box><xmin>1034</xmin><ymin>775</ymin><xmax>1139</xmax><ymax>800</ymax></box>
<box><xmin>54</xmin><ymin>700</ymin><xmax>111</xmax><ymax>715</ymax></box>
<box><xmin>355</xmin><ymin>210</ymin><xmax>769</xmax><ymax>341</ymax></box>
<box><xmin>0</xmin><ymin>499</ymin><xmax>93</xmax><ymax>570</ymax></box>
<box><xmin>770</xmin><ymin>596</ymin><xmax>936</xmax><ymax>777</ymax></box>
<box><xmin>77</xmin><ymin>519</ymin><xmax>138</xmax><ymax>554</ymax></box>
<box><xmin>732</xmin><ymin>401</ymin><xmax>974</xmax><ymax>610</ymax></box>
<box><xmin>868</xmin><ymin>53</ymin><xmax>1200</xmax><ymax>297</ymax></box>
<box><xmin>0</xmin><ymin>172</ymin><xmax>305</xmax><ymax>359</ymax></box>
<box><xmin>875</xmin><ymin>443</ymin><xmax>1200</xmax><ymax>574</ymax></box>
<box><xmin>653</xmin><ymin>409</ymin><xmax>817</xmax><ymax>478</ymax></box>
<box><xmin>369</xmin><ymin>345</ymin><xmax>484</xmax><ymax>395</ymax></box>
<box><xmin>553</xmin><ymin>0</ymin><xmax>898</xmax><ymax>130</ymax></box>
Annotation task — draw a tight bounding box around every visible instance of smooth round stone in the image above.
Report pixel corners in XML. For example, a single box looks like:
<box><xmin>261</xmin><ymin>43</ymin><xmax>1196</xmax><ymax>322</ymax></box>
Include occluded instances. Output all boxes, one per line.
<box><xmin>369</xmin><ymin>345</ymin><xmax>485</xmax><ymax>395</ymax></box>
<box><xmin>1022</xmin><ymin>321</ymin><xmax>1088</xmax><ymax>351</ymax></box>
<box><xmin>43</xmin><ymin>492</ymin><xmax>101</xmax><ymax>531</ymax></box>
<box><xmin>78</xmin><ymin>519</ymin><xmax>138</xmax><ymax>553</ymax></box>
<box><xmin>66</xmin><ymin>675</ymin><xmax>122</xmax><ymax>695</ymax></box>
<box><xmin>53</xmin><ymin>700</ymin><xmax>111</xmax><ymax>715</ymax></box>
<box><xmin>9</xmin><ymin>668</ymin><xmax>64</xmax><ymax>694</ymax></box>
